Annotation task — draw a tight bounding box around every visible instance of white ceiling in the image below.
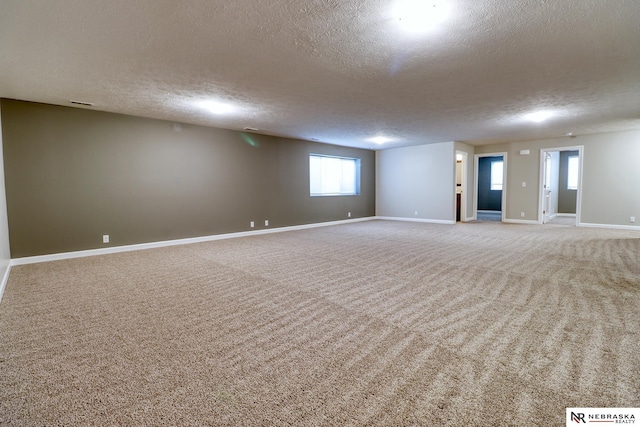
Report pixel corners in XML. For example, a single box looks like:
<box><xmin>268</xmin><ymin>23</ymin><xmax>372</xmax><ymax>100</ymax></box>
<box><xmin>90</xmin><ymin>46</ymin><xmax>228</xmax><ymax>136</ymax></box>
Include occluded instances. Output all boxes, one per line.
<box><xmin>1</xmin><ymin>0</ymin><xmax>639</xmax><ymax>149</ymax></box>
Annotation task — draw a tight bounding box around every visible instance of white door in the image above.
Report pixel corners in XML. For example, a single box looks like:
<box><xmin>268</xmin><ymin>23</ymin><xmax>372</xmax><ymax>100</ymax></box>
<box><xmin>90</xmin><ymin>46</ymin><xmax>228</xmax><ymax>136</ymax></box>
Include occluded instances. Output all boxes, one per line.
<box><xmin>543</xmin><ymin>152</ymin><xmax>552</xmax><ymax>224</ymax></box>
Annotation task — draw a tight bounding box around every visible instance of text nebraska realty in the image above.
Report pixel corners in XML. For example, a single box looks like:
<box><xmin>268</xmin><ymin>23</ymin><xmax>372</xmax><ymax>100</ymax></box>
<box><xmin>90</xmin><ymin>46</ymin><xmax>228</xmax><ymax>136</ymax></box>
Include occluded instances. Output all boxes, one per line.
<box><xmin>581</xmin><ymin>413</ymin><xmax>635</xmax><ymax>423</ymax></box>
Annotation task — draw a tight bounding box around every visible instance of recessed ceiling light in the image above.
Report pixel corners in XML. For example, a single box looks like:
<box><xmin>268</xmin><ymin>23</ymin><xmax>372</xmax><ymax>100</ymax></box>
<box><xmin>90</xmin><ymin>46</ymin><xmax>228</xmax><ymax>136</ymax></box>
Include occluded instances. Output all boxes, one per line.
<box><xmin>70</xmin><ymin>100</ymin><xmax>94</xmax><ymax>106</ymax></box>
<box><xmin>198</xmin><ymin>100</ymin><xmax>238</xmax><ymax>115</ymax></box>
<box><xmin>525</xmin><ymin>111</ymin><xmax>554</xmax><ymax>123</ymax></box>
<box><xmin>367</xmin><ymin>136</ymin><xmax>395</xmax><ymax>144</ymax></box>
<box><xmin>393</xmin><ymin>0</ymin><xmax>451</xmax><ymax>33</ymax></box>
<box><xmin>243</xmin><ymin>127</ymin><xmax>259</xmax><ymax>131</ymax></box>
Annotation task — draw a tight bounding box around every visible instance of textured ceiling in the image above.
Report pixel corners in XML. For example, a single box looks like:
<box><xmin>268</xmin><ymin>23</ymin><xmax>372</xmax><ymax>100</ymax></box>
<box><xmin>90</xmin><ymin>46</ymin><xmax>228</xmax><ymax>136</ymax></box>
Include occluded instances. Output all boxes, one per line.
<box><xmin>1</xmin><ymin>0</ymin><xmax>639</xmax><ymax>149</ymax></box>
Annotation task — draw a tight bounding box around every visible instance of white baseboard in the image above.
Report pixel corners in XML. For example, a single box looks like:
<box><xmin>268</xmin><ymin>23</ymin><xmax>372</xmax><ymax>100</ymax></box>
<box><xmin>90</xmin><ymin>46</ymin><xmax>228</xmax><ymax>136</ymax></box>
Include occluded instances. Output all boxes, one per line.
<box><xmin>10</xmin><ymin>217</ymin><xmax>376</xmax><ymax>266</ymax></box>
<box><xmin>0</xmin><ymin>263</ymin><xmax>10</xmax><ymax>304</ymax></box>
<box><xmin>578</xmin><ymin>222</ymin><xmax>640</xmax><ymax>231</ymax></box>
<box><xmin>503</xmin><ymin>219</ymin><xmax>539</xmax><ymax>225</ymax></box>
<box><xmin>375</xmin><ymin>216</ymin><xmax>455</xmax><ymax>225</ymax></box>
<box><xmin>556</xmin><ymin>213</ymin><xmax>576</xmax><ymax>217</ymax></box>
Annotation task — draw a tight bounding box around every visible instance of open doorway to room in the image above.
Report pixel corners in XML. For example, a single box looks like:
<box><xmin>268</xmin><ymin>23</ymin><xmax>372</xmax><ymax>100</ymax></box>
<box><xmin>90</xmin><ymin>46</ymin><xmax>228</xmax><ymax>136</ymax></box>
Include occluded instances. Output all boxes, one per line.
<box><xmin>474</xmin><ymin>152</ymin><xmax>507</xmax><ymax>222</ymax></box>
<box><xmin>539</xmin><ymin>146</ymin><xmax>583</xmax><ymax>226</ymax></box>
<box><xmin>454</xmin><ymin>151</ymin><xmax>468</xmax><ymax>222</ymax></box>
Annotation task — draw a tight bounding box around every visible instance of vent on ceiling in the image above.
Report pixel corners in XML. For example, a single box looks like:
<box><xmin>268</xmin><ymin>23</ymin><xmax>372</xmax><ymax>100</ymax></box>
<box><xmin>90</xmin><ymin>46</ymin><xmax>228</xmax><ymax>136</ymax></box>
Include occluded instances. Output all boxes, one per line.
<box><xmin>243</xmin><ymin>127</ymin><xmax>259</xmax><ymax>132</ymax></box>
<box><xmin>70</xmin><ymin>100</ymin><xmax>94</xmax><ymax>106</ymax></box>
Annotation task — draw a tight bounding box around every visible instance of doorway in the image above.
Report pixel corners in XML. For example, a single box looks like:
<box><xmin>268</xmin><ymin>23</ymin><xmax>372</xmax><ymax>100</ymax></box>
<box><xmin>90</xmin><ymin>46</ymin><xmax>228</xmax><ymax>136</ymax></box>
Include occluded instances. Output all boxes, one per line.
<box><xmin>474</xmin><ymin>152</ymin><xmax>507</xmax><ymax>222</ymax></box>
<box><xmin>455</xmin><ymin>151</ymin><xmax>468</xmax><ymax>222</ymax></box>
<box><xmin>539</xmin><ymin>146</ymin><xmax>583</xmax><ymax>226</ymax></box>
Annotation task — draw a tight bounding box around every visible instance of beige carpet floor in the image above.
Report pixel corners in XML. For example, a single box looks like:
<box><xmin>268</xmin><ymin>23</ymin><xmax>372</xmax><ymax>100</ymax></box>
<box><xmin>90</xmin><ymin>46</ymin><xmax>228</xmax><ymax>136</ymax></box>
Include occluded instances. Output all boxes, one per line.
<box><xmin>1</xmin><ymin>220</ymin><xmax>639</xmax><ymax>426</ymax></box>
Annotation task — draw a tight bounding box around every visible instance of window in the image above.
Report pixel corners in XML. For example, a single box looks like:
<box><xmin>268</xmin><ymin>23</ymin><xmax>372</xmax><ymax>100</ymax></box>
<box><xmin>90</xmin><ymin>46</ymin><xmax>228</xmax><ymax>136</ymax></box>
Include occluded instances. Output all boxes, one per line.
<box><xmin>310</xmin><ymin>154</ymin><xmax>360</xmax><ymax>196</ymax></box>
<box><xmin>567</xmin><ymin>156</ymin><xmax>578</xmax><ymax>190</ymax></box>
<box><xmin>490</xmin><ymin>160</ymin><xmax>503</xmax><ymax>190</ymax></box>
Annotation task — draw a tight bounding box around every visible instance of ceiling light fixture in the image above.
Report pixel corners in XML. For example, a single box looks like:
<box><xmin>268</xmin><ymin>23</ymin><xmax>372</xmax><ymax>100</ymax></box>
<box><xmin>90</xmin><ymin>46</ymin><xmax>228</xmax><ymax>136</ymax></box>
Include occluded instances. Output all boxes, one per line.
<box><xmin>198</xmin><ymin>100</ymin><xmax>238</xmax><ymax>115</ymax></box>
<box><xmin>394</xmin><ymin>0</ymin><xmax>451</xmax><ymax>33</ymax></box>
<box><xmin>367</xmin><ymin>136</ymin><xmax>395</xmax><ymax>144</ymax></box>
<box><xmin>525</xmin><ymin>111</ymin><xmax>554</xmax><ymax>123</ymax></box>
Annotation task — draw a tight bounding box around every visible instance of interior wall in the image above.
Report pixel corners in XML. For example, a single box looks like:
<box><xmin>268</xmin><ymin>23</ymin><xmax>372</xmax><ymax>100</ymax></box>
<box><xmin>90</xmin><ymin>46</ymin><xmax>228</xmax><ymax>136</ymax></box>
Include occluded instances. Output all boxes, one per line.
<box><xmin>1</xmin><ymin>99</ymin><xmax>376</xmax><ymax>257</ymax></box>
<box><xmin>558</xmin><ymin>150</ymin><xmax>579</xmax><ymax>214</ymax></box>
<box><xmin>475</xmin><ymin>130</ymin><xmax>640</xmax><ymax>227</ymax></box>
<box><xmin>376</xmin><ymin>141</ymin><xmax>455</xmax><ymax>222</ymax></box>
<box><xmin>0</xmin><ymin>105</ymin><xmax>12</xmax><ymax>300</ymax></box>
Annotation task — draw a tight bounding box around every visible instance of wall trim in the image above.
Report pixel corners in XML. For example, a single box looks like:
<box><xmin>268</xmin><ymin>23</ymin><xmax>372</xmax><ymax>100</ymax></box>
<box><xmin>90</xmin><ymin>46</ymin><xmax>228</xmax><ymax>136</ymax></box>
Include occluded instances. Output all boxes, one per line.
<box><xmin>503</xmin><ymin>219</ymin><xmax>539</xmax><ymax>225</ymax></box>
<box><xmin>0</xmin><ymin>264</ymin><xmax>10</xmax><ymax>304</ymax></box>
<box><xmin>10</xmin><ymin>217</ymin><xmax>376</xmax><ymax>266</ymax></box>
<box><xmin>9</xmin><ymin>217</ymin><xmax>639</xmax><ymax>266</ymax></box>
<box><xmin>375</xmin><ymin>216</ymin><xmax>455</xmax><ymax>225</ymax></box>
<box><xmin>4</xmin><ymin>216</ymin><xmax>639</xmax><ymax>302</ymax></box>
<box><xmin>578</xmin><ymin>222</ymin><xmax>640</xmax><ymax>231</ymax></box>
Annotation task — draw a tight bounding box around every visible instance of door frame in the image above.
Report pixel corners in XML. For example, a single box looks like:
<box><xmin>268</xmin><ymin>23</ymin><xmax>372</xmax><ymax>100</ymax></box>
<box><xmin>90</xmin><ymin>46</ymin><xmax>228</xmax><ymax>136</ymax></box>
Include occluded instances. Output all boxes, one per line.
<box><xmin>454</xmin><ymin>150</ymin><xmax>468</xmax><ymax>222</ymax></box>
<box><xmin>538</xmin><ymin>146</ymin><xmax>584</xmax><ymax>225</ymax></box>
<box><xmin>541</xmin><ymin>151</ymin><xmax>558</xmax><ymax>224</ymax></box>
<box><xmin>473</xmin><ymin>152</ymin><xmax>508</xmax><ymax>221</ymax></box>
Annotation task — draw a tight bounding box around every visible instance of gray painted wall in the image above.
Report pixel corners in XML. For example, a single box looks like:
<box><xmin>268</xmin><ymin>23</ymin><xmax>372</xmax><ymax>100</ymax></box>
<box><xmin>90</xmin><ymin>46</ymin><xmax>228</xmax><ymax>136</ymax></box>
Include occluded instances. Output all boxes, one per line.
<box><xmin>0</xmin><ymin>106</ymin><xmax>12</xmax><ymax>300</ymax></box>
<box><xmin>1</xmin><ymin>100</ymin><xmax>375</xmax><ymax>257</ymax></box>
<box><xmin>376</xmin><ymin>142</ymin><xmax>455</xmax><ymax>222</ymax></box>
<box><xmin>475</xmin><ymin>130</ymin><xmax>640</xmax><ymax>227</ymax></box>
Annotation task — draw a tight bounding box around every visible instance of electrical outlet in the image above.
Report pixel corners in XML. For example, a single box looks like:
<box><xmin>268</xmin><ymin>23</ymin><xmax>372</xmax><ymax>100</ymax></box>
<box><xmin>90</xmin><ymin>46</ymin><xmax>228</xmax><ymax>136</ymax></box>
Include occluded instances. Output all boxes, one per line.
<box><xmin>522</xmin><ymin>182</ymin><xmax>526</xmax><ymax>187</ymax></box>
<box><xmin>103</xmin><ymin>235</ymin><xmax>109</xmax><ymax>243</ymax></box>
<box><xmin>631</xmin><ymin>216</ymin><xmax>636</xmax><ymax>223</ymax></box>
<box><xmin>348</xmin><ymin>212</ymin><xmax>351</xmax><ymax>218</ymax></box>
<box><xmin>250</xmin><ymin>221</ymin><xmax>254</xmax><ymax>228</ymax></box>
<box><xmin>520</xmin><ymin>212</ymin><xmax>525</xmax><ymax>218</ymax></box>
<box><xmin>265</xmin><ymin>220</ymin><xmax>269</xmax><ymax>227</ymax></box>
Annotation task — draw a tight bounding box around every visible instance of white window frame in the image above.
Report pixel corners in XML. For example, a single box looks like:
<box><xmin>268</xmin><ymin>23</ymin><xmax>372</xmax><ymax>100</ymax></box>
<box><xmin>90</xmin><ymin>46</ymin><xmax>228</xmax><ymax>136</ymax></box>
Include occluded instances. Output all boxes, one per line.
<box><xmin>309</xmin><ymin>154</ymin><xmax>361</xmax><ymax>197</ymax></box>
<box><xmin>567</xmin><ymin>155</ymin><xmax>579</xmax><ymax>190</ymax></box>
<box><xmin>490</xmin><ymin>160</ymin><xmax>503</xmax><ymax>191</ymax></box>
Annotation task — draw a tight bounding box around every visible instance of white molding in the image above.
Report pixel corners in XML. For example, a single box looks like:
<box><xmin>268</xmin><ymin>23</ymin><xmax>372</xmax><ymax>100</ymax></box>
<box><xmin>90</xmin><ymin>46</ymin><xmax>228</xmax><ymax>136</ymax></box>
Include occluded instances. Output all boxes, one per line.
<box><xmin>375</xmin><ymin>216</ymin><xmax>455</xmax><ymax>225</ymax></box>
<box><xmin>465</xmin><ymin>216</ymin><xmax>475</xmax><ymax>222</ymax></box>
<box><xmin>454</xmin><ymin>150</ymin><xmax>468</xmax><ymax>223</ymax></box>
<box><xmin>0</xmin><ymin>263</ymin><xmax>11</xmax><ymax>304</ymax></box>
<box><xmin>578</xmin><ymin>222</ymin><xmax>640</xmax><ymax>231</ymax></box>
<box><xmin>556</xmin><ymin>213</ymin><xmax>576</xmax><ymax>217</ymax></box>
<box><xmin>10</xmin><ymin>217</ymin><xmax>376</xmax><ymax>266</ymax></box>
<box><xmin>503</xmin><ymin>219</ymin><xmax>539</xmax><ymax>225</ymax></box>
